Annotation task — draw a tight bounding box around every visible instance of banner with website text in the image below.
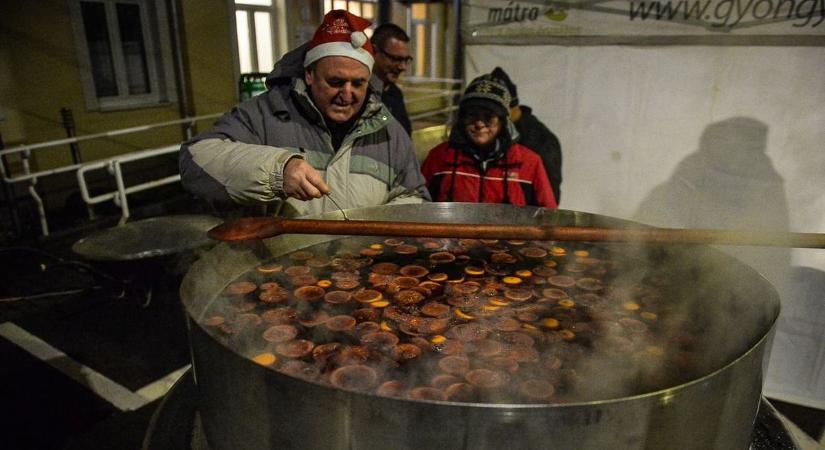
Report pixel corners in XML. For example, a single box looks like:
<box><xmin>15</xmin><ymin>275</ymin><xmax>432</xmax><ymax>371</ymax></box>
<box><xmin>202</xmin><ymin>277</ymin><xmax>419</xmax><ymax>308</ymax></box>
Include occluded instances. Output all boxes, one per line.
<box><xmin>463</xmin><ymin>0</ymin><xmax>825</xmax><ymax>41</ymax></box>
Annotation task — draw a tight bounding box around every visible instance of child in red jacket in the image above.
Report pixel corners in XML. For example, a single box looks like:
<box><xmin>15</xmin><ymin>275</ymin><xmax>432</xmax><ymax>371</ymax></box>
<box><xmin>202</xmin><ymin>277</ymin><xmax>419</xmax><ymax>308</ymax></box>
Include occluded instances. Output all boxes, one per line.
<box><xmin>421</xmin><ymin>73</ymin><xmax>557</xmax><ymax>208</ymax></box>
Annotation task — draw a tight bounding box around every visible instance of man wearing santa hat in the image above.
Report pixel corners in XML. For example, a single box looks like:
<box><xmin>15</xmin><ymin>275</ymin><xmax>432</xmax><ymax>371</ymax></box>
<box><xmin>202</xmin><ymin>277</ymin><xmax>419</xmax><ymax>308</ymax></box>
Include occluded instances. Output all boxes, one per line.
<box><xmin>179</xmin><ymin>10</ymin><xmax>428</xmax><ymax>217</ymax></box>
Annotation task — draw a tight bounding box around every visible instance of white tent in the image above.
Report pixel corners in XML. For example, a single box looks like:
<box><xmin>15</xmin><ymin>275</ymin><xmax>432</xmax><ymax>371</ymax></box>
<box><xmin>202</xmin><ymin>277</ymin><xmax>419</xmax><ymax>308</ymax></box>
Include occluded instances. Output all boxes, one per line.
<box><xmin>463</xmin><ymin>0</ymin><xmax>825</xmax><ymax>409</ymax></box>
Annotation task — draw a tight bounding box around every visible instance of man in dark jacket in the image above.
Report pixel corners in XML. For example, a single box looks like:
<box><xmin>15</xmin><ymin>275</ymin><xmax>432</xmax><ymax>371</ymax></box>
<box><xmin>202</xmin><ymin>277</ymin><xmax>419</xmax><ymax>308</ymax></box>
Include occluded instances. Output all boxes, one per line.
<box><xmin>491</xmin><ymin>67</ymin><xmax>563</xmax><ymax>204</ymax></box>
<box><xmin>370</xmin><ymin>23</ymin><xmax>413</xmax><ymax>136</ymax></box>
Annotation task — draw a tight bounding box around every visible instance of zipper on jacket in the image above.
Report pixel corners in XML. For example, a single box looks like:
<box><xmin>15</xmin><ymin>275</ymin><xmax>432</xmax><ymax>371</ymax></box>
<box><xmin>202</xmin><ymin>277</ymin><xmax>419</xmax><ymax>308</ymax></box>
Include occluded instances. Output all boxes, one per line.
<box><xmin>477</xmin><ymin>162</ymin><xmax>487</xmax><ymax>203</ymax></box>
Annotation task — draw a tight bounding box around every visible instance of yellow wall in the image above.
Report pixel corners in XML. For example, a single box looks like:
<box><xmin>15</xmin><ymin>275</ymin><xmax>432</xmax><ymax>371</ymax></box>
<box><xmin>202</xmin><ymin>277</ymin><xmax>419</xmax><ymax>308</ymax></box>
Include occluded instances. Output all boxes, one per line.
<box><xmin>179</xmin><ymin>0</ymin><xmax>237</xmax><ymax>119</ymax></box>
<box><xmin>0</xmin><ymin>43</ymin><xmax>25</xmax><ymax>145</ymax></box>
<box><xmin>0</xmin><ymin>1</ymin><xmax>185</xmax><ymax>171</ymax></box>
<box><xmin>0</xmin><ymin>1</ymin><xmax>456</xmax><ymax>173</ymax></box>
<box><xmin>285</xmin><ymin>1</ymin><xmax>322</xmax><ymax>51</ymax></box>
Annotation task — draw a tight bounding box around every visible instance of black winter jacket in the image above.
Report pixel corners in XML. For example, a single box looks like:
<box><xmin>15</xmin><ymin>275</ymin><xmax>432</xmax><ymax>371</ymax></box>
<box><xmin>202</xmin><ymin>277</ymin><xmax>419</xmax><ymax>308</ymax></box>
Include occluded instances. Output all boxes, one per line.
<box><xmin>382</xmin><ymin>83</ymin><xmax>412</xmax><ymax>136</ymax></box>
<box><xmin>515</xmin><ymin>106</ymin><xmax>562</xmax><ymax>203</ymax></box>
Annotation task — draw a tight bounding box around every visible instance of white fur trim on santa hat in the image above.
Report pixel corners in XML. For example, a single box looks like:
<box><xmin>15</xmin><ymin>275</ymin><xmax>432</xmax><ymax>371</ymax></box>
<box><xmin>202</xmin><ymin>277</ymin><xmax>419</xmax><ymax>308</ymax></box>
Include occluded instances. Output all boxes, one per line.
<box><xmin>304</xmin><ymin>41</ymin><xmax>374</xmax><ymax>72</ymax></box>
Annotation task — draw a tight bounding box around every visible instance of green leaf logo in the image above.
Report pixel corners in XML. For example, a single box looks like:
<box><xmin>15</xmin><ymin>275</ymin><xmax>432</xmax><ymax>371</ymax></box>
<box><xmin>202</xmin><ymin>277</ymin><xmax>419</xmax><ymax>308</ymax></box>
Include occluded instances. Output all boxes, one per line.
<box><xmin>545</xmin><ymin>7</ymin><xmax>568</xmax><ymax>21</ymax></box>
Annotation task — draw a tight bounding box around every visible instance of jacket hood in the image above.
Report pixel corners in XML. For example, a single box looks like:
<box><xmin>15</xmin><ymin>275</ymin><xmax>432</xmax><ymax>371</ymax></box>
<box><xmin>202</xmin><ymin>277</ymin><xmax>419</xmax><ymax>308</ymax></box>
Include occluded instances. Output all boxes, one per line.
<box><xmin>266</xmin><ymin>42</ymin><xmax>384</xmax><ymax>92</ymax></box>
<box><xmin>519</xmin><ymin>105</ymin><xmax>535</xmax><ymax>118</ymax></box>
<box><xmin>265</xmin><ymin>43</ymin><xmax>308</xmax><ymax>88</ymax></box>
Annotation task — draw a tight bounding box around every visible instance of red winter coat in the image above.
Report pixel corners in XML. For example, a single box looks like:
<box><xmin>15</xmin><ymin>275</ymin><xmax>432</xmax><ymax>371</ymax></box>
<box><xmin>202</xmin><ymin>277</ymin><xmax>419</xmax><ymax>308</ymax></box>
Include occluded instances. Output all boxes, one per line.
<box><xmin>421</xmin><ymin>141</ymin><xmax>557</xmax><ymax>208</ymax></box>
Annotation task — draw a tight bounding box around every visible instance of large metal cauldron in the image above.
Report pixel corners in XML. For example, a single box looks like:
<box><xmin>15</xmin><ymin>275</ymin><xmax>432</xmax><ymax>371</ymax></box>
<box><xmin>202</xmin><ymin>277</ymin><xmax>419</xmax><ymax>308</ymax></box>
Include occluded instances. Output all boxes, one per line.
<box><xmin>180</xmin><ymin>203</ymin><xmax>780</xmax><ymax>450</ymax></box>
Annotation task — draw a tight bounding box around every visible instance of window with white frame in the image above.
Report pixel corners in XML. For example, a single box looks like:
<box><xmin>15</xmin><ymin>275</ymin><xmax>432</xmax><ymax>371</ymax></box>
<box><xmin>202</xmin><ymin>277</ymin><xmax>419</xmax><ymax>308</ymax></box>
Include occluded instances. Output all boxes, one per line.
<box><xmin>408</xmin><ymin>3</ymin><xmax>440</xmax><ymax>78</ymax></box>
<box><xmin>69</xmin><ymin>0</ymin><xmax>176</xmax><ymax>111</ymax></box>
<box><xmin>234</xmin><ymin>0</ymin><xmax>288</xmax><ymax>74</ymax></box>
<box><xmin>323</xmin><ymin>0</ymin><xmax>377</xmax><ymax>21</ymax></box>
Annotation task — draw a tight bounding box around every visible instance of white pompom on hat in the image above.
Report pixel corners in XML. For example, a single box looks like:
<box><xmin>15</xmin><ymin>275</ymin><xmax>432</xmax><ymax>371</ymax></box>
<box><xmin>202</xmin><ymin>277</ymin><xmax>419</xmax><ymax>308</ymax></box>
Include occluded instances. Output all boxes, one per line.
<box><xmin>304</xmin><ymin>10</ymin><xmax>375</xmax><ymax>72</ymax></box>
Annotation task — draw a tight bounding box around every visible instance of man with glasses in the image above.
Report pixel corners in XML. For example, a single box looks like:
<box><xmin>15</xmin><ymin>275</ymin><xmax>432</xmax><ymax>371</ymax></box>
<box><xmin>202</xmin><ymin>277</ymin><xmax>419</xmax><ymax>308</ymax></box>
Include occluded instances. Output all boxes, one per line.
<box><xmin>371</xmin><ymin>23</ymin><xmax>413</xmax><ymax>136</ymax></box>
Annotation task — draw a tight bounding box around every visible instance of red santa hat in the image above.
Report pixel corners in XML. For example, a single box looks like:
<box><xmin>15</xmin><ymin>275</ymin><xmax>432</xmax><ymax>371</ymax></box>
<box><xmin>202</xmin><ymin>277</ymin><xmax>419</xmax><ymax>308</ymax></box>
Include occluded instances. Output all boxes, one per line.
<box><xmin>303</xmin><ymin>10</ymin><xmax>374</xmax><ymax>72</ymax></box>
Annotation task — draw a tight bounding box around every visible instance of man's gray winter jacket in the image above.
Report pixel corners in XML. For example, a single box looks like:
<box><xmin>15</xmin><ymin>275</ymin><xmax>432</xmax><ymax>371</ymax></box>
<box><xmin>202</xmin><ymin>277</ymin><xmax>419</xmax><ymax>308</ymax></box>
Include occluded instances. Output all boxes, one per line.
<box><xmin>179</xmin><ymin>46</ymin><xmax>428</xmax><ymax>217</ymax></box>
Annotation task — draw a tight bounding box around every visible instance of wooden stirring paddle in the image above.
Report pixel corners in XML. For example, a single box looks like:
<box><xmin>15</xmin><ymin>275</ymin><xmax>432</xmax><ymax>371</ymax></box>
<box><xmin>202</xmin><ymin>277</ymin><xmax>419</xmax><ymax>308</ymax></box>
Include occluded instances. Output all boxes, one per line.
<box><xmin>207</xmin><ymin>217</ymin><xmax>825</xmax><ymax>248</ymax></box>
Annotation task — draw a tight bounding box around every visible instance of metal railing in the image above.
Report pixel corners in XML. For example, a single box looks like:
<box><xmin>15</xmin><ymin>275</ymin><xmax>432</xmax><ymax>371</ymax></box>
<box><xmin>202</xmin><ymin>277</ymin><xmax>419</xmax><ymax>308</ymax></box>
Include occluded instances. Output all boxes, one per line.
<box><xmin>0</xmin><ymin>113</ymin><xmax>222</xmax><ymax>236</ymax></box>
<box><xmin>410</xmin><ymin>105</ymin><xmax>459</xmax><ymax>122</ymax></box>
<box><xmin>402</xmin><ymin>76</ymin><xmax>462</xmax><ymax>125</ymax></box>
<box><xmin>405</xmin><ymin>76</ymin><xmax>462</xmax><ymax>85</ymax></box>
<box><xmin>0</xmin><ymin>114</ymin><xmax>221</xmax><ymax>160</ymax></box>
<box><xmin>0</xmin><ymin>77</ymin><xmax>462</xmax><ymax>237</ymax></box>
<box><xmin>76</xmin><ymin>145</ymin><xmax>182</xmax><ymax>226</ymax></box>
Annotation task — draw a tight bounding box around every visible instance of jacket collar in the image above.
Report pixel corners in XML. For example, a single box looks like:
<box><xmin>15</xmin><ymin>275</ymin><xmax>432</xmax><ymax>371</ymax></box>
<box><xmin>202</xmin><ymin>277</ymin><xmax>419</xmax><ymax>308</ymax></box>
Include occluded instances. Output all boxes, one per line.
<box><xmin>448</xmin><ymin>118</ymin><xmax>516</xmax><ymax>166</ymax></box>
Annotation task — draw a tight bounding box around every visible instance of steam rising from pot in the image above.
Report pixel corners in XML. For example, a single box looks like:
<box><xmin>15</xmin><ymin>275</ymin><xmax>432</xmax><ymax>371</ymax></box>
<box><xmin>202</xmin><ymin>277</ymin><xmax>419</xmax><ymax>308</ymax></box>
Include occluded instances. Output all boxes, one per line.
<box><xmin>182</xmin><ymin>230</ymin><xmax>777</xmax><ymax>405</ymax></box>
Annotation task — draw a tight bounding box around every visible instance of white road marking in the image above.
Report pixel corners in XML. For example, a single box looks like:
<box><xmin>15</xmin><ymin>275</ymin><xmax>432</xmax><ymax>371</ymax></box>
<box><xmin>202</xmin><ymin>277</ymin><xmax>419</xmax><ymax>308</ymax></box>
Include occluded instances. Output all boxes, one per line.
<box><xmin>765</xmin><ymin>390</ymin><xmax>825</xmax><ymax>414</ymax></box>
<box><xmin>0</xmin><ymin>322</ymin><xmax>187</xmax><ymax>411</ymax></box>
<box><xmin>135</xmin><ymin>364</ymin><xmax>191</xmax><ymax>401</ymax></box>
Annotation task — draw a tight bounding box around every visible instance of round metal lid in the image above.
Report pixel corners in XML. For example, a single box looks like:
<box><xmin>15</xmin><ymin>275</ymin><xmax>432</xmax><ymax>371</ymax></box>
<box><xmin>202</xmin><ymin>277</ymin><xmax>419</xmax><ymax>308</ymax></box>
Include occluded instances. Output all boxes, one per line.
<box><xmin>73</xmin><ymin>215</ymin><xmax>223</xmax><ymax>261</ymax></box>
